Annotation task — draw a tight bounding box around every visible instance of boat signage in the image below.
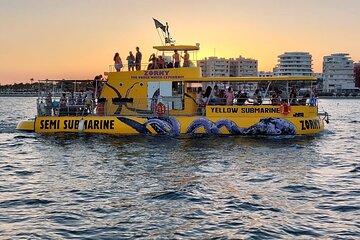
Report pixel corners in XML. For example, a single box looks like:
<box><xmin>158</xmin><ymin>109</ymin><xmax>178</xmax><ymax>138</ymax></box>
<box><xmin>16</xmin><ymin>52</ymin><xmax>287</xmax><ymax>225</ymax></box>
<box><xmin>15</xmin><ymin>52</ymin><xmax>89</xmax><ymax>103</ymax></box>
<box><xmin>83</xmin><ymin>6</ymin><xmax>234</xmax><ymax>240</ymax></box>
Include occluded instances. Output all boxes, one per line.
<box><xmin>37</xmin><ymin>119</ymin><xmax>115</xmax><ymax>130</ymax></box>
<box><xmin>131</xmin><ymin>70</ymin><xmax>184</xmax><ymax>80</ymax></box>
<box><xmin>209</xmin><ymin>106</ymin><xmax>280</xmax><ymax>115</ymax></box>
<box><xmin>299</xmin><ymin>119</ymin><xmax>321</xmax><ymax>130</ymax></box>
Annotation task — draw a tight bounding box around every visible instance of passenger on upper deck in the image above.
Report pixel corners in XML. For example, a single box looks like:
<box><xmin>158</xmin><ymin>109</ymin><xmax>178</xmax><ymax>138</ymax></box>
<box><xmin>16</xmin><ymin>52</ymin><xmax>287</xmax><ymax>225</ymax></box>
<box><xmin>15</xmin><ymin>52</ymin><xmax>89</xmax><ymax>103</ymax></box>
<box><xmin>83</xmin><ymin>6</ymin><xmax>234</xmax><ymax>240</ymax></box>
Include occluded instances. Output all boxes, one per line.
<box><xmin>135</xmin><ymin>47</ymin><xmax>142</xmax><ymax>70</ymax></box>
<box><xmin>158</xmin><ymin>55</ymin><xmax>165</xmax><ymax>69</ymax></box>
<box><xmin>126</xmin><ymin>51</ymin><xmax>135</xmax><ymax>71</ymax></box>
<box><xmin>182</xmin><ymin>50</ymin><xmax>190</xmax><ymax>67</ymax></box>
<box><xmin>148</xmin><ymin>53</ymin><xmax>157</xmax><ymax>70</ymax></box>
<box><xmin>113</xmin><ymin>52</ymin><xmax>123</xmax><ymax>72</ymax></box>
<box><xmin>173</xmin><ymin>50</ymin><xmax>180</xmax><ymax>68</ymax></box>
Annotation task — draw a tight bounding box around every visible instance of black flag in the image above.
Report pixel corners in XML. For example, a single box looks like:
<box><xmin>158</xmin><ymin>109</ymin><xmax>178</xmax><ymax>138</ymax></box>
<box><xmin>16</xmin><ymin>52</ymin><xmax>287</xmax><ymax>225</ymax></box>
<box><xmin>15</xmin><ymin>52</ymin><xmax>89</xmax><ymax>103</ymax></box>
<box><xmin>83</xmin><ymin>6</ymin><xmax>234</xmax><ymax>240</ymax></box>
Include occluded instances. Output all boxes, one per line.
<box><xmin>153</xmin><ymin>18</ymin><xmax>166</xmax><ymax>33</ymax></box>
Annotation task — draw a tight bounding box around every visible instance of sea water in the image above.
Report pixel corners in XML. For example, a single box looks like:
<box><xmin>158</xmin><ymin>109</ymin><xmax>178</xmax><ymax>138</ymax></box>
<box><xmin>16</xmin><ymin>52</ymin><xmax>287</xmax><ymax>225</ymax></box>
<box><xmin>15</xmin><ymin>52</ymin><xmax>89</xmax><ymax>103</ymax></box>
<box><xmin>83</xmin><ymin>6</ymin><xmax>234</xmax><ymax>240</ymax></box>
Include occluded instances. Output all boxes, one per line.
<box><xmin>0</xmin><ymin>97</ymin><xmax>359</xmax><ymax>239</ymax></box>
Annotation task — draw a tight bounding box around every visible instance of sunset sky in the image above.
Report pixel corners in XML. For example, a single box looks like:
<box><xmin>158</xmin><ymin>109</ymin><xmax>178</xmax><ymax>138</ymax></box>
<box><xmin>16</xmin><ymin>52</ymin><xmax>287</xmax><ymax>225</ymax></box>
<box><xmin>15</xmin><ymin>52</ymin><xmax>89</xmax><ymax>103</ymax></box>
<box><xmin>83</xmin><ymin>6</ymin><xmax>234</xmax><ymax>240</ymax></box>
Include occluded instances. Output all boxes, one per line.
<box><xmin>0</xmin><ymin>0</ymin><xmax>359</xmax><ymax>84</ymax></box>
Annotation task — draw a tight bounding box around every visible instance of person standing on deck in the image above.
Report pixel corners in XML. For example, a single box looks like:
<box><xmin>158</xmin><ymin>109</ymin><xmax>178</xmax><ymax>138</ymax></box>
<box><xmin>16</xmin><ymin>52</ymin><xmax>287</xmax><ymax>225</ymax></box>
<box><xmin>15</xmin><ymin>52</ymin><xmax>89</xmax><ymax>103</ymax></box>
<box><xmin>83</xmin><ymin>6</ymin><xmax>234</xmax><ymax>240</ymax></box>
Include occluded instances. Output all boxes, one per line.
<box><xmin>225</xmin><ymin>87</ymin><xmax>235</xmax><ymax>105</ymax></box>
<box><xmin>182</xmin><ymin>50</ymin><xmax>190</xmax><ymax>67</ymax></box>
<box><xmin>126</xmin><ymin>51</ymin><xmax>135</xmax><ymax>71</ymax></box>
<box><xmin>114</xmin><ymin>52</ymin><xmax>123</xmax><ymax>72</ymax></box>
<box><xmin>135</xmin><ymin>47</ymin><xmax>142</xmax><ymax>70</ymax></box>
<box><xmin>45</xmin><ymin>92</ymin><xmax>53</xmax><ymax>116</ymax></box>
<box><xmin>173</xmin><ymin>50</ymin><xmax>180</xmax><ymax>68</ymax></box>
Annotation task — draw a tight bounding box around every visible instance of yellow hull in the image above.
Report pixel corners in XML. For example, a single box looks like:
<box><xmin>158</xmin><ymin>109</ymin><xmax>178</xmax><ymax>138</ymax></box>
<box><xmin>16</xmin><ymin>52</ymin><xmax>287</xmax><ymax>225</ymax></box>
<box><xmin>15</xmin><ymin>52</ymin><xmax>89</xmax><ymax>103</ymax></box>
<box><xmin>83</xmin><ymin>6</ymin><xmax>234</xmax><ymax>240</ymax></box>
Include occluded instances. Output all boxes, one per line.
<box><xmin>16</xmin><ymin>106</ymin><xmax>325</xmax><ymax>135</ymax></box>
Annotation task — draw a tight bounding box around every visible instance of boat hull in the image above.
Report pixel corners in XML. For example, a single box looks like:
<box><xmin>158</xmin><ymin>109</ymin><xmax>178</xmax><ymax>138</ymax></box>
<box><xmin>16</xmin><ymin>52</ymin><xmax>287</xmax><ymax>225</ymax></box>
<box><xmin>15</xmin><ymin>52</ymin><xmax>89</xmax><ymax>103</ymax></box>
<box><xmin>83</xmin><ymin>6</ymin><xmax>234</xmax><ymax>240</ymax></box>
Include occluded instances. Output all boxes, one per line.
<box><xmin>16</xmin><ymin>114</ymin><xmax>324</xmax><ymax>136</ymax></box>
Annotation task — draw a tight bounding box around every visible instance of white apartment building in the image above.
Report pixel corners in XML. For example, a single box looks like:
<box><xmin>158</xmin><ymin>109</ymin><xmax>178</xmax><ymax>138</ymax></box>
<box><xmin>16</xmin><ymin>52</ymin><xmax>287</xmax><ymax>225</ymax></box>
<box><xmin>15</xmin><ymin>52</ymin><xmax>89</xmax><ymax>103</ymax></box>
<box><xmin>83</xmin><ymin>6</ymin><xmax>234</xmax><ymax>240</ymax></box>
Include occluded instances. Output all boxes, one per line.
<box><xmin>197</xmin><ymin>56</ymin><xmax>257</xmax><ymax>77</ymax></box>
<box><xmin>322</xmin><ymin>53</ymin><xmax>356</xmax><ymax>93</ymax></box>
<box><xmin>273</xmin><ymin>52</ymin><xmax>313</xmax><ymax>76</ymax></box>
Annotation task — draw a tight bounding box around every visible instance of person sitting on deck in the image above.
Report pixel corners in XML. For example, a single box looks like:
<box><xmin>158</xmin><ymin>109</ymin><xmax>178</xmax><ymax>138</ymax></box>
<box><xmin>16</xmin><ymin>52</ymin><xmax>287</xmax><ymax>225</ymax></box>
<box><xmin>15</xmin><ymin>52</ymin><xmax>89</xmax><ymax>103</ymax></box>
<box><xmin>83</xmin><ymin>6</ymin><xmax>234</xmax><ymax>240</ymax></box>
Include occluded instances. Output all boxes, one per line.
<box><xmin>271</xmin><ymin>90</ymin><xmax>281</xmax><ymax>105</ymax></box>
<box><xmin>218</xmin><ymin>89</ymin><xmax>226</xmax><ymax>105</ymax></box>
<box><xmin>236</xmin><ymin>90</ymin><xmax>247</xmax><ymax>105</ymax></box>
<box><xmin>251</xmin><ymin>89</ymin><xmax>262</xmax><ymax>105</ymax></box>
<box><xmin>299</xmin><ymin>94</ymin><xmax>310</xmax><ymax>105</ymax></box>
<box><xmin>289</xmin><ymin>87</ymin><xmax>298</xmax><ymax>104</ymax></box>
<box><xmin>147</xmin><ymin>53</ymin><xmax>157</xmax><ymax>69</ymax></box>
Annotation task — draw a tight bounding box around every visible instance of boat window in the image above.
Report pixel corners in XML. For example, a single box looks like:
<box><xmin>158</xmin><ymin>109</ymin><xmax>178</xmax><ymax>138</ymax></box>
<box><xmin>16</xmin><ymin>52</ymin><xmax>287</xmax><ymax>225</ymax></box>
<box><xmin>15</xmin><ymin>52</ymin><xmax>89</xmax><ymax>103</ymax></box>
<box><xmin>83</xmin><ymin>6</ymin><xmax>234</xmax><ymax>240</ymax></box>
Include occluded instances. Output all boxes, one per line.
<box><xmin>172</xmin><ymin>81</ymin><xmax>184</xmax><ymax>95</ymax></box>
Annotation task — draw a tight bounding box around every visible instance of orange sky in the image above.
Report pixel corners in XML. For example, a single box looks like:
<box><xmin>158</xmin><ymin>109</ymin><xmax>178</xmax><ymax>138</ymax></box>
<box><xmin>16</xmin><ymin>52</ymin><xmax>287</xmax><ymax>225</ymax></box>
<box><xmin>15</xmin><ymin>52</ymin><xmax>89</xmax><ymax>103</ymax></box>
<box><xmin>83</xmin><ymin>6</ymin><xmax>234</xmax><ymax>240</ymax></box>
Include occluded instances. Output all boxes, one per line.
<box><xmin>0</xmin><ymin>0</ymin><xmax>359</xmax><ymax>84</ymax></box>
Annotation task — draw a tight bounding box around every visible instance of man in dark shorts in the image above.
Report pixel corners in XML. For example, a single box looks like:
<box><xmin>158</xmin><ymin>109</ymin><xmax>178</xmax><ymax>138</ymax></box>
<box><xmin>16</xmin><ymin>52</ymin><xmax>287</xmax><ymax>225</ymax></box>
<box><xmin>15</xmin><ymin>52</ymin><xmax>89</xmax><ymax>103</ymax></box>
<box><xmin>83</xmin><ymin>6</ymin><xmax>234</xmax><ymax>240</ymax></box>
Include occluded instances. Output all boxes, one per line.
<box><xmin>135</xmin><ymin>46</ymin><xmax>142</xmax><ymax>70</ymax></box>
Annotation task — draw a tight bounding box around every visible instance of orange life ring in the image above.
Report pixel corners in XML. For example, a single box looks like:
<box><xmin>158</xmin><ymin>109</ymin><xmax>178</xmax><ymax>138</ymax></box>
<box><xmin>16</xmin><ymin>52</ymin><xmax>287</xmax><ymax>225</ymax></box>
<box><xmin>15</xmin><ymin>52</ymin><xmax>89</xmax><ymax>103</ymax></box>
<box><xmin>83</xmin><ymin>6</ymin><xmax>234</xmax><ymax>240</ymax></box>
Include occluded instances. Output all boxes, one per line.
<box><xmin>155</xmin><ymin>102</ymin><xmax>166</xmax><ymax>115</ymax></box>
<box><xmin>280</xmin><ymin>102</ymin><xmax>291</xmax><ymax>115</ymax></box>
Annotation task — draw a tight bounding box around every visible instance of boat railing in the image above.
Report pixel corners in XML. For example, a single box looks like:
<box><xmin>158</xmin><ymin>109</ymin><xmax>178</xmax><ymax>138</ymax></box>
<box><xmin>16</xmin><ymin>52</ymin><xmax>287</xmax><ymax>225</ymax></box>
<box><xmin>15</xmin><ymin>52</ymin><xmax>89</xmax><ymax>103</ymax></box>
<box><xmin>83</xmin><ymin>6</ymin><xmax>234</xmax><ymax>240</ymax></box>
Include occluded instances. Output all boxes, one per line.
<box><xmin>36</xmin><ymin>96</ymin><xmax>186</xmax><ymax>117</ymax></box>
<box><xmin>108</xmin><ymin>62</ymin><xmax>196</xmax><ymax>72</ymax></box>
<box><xmin>36</xmin><ymin>95</ymin><xmax>318</xmax><ymax>117</ymax></box>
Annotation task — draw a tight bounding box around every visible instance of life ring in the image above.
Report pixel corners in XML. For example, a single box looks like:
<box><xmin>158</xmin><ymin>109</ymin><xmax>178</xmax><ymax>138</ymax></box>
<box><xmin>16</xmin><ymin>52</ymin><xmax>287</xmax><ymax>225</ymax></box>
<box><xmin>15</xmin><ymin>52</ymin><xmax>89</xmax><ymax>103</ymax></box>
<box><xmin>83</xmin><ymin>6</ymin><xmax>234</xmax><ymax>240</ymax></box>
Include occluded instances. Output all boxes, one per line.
<box><xmin>155</xmin><ymin>102</ymin><xmax>166</xmax><ymax>115</ymax></box>
<box><xmin>280</xmin><ymin>102</ymin><xmax>291</xmax><ymax>115</ymax></box>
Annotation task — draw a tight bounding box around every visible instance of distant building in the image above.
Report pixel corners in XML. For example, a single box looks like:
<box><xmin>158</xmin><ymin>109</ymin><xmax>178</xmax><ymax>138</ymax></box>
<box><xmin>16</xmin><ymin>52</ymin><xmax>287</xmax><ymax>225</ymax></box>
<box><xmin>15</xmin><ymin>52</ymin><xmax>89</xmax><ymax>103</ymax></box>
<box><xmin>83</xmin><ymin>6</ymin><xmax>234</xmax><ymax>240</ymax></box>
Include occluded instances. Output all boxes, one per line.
<box><xmin>314</xmin><ymin>73</ymin><xmax>323</xmax><ymax>94</ymax></box>
<box><xmin>229</xmin><ymin>56</ymin><xmax>258</xmax><ymax>77</ymax></box>
<box><xmin>354</xmin><ymin>62</ymin><xmax>360</xmax><ymax>88</ymax></box>
<box><xmin>273</xmin><ymin>52</ymin><xmax>313</xmax><ymax>76</ymax></box>
<box><xmin>197</xmin><ymin>56</ymin><xmax>257</xmax><ymax>77</ymax></box>
<box><xmin>257</xmin><ymin>71</ymin><xmax>273</xmax><ymax>77</ymax></box>
<box><xmin>197</xmin><ymin>57</ymin><xmax>229</xmax><ymax>77</ymax></box>
<box><xmin>322</xmin><ymin>53</ymin><xmax>356</xmax><ymax>93</ymax></box>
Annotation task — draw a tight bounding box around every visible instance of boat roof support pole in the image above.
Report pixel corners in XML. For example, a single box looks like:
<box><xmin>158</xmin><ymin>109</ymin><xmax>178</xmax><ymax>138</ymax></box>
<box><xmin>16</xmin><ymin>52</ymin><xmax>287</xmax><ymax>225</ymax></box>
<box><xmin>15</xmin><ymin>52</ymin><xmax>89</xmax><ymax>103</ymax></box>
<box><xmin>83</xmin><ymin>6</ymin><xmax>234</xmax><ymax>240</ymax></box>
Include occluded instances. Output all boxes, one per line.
<box><xmin>264</xmin><ymin>81</ymin><xmax>271</xmax><ymax>99</ymax></box>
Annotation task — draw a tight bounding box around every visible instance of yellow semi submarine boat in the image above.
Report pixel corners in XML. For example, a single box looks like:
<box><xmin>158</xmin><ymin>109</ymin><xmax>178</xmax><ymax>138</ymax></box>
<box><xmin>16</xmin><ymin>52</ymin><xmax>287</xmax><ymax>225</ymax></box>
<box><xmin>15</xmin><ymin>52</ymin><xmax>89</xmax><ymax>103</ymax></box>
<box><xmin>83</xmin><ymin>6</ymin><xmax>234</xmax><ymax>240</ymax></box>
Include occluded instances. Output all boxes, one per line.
<box><xmin>16</xmin><ymin>22</ymin><xmax>329</xmax><ymax>136</ymax></box>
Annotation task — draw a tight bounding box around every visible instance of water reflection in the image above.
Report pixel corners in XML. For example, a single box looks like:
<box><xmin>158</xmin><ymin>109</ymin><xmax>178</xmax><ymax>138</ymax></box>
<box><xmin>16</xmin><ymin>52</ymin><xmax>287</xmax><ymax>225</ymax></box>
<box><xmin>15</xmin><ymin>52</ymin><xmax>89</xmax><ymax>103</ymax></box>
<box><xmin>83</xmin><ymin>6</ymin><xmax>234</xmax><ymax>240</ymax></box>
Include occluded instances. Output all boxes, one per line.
<box><xmin>0</xmin><ymin>98</ymin><xmax>359</xmax><ymax>238</ymax></box>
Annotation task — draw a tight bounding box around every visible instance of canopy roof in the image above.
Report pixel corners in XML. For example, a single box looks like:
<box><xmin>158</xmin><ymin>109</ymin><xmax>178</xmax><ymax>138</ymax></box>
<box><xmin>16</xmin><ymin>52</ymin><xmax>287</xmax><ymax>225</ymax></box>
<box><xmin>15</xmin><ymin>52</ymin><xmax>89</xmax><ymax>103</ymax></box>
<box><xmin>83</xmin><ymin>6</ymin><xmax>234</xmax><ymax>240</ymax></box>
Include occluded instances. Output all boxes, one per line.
<box><xmin>153</xmin><ymin>45</ymin><xmax>200</xmax><ymax>51</ymax></box>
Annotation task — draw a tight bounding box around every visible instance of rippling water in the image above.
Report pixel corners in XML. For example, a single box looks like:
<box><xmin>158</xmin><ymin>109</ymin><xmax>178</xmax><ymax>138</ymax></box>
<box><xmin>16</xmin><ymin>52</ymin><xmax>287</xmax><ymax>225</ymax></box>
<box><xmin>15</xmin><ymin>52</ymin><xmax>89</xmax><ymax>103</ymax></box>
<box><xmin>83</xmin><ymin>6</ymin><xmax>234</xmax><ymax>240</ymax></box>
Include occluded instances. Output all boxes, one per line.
<box><xmin>0</xmin><ymin>97</ymin><xmax>359</xmax><ymax>239</ymax></box>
